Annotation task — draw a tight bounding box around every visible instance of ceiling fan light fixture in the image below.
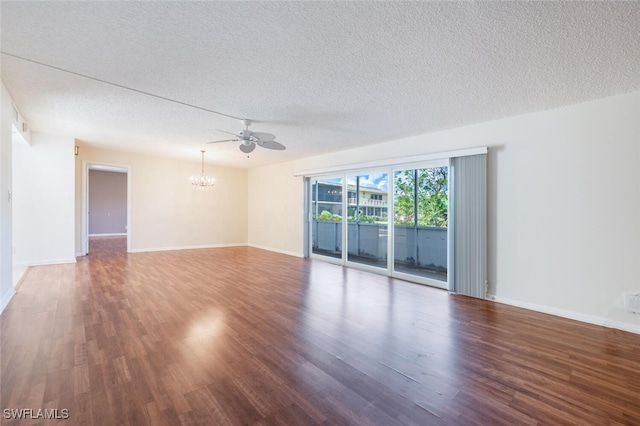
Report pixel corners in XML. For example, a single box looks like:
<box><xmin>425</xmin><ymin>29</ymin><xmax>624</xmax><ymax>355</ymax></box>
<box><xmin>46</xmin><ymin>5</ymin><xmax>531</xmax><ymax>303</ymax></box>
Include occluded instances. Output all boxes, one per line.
<box><xmin>206</xmin><ymin>119</ymin><xmax>285</xmax><ymax>153</ymax></box>
<box><xmin>190</xmin><ymin>150</ymin><xmax>215</xmax><ymax>189</ymax></box>
<box><xmin>239</xmin><ymin>143</ymin><xmax>256</xmax><ymax>154</ymax></box>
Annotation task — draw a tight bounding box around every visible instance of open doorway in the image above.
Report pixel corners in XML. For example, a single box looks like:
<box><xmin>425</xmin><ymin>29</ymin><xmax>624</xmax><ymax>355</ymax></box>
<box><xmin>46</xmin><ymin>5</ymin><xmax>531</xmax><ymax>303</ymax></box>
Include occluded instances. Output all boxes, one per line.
<box><xmin>81</xmin><ymin>162</ymin><xmax>131</xmax><ymax>255</ymax></box>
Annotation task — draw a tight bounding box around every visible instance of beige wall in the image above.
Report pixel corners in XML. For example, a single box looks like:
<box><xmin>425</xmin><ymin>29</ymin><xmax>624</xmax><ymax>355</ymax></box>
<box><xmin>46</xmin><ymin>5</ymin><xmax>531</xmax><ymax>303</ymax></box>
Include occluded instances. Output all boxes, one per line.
<box><xmin>247</xmin><ymin>161</ymin><xmax>304</xmax><ymax>257</ymax></box>
<box><xmin>248</xmin><ymin>91</ymin><xmax>640</xmax><ymax>332</ymax></box>
<box><xmin>75</xmin><ymin>146</ymin><xmax>248</xmax><ymax>253</ymax></box>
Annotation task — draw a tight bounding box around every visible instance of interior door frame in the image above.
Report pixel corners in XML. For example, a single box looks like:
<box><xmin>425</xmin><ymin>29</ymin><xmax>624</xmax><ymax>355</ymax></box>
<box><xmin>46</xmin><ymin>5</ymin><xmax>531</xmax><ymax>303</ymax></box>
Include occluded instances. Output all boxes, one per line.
<box><xmin>81</xmin><ymin>160</ymin><xmax>132</xmax><ymax>255</ymax></box>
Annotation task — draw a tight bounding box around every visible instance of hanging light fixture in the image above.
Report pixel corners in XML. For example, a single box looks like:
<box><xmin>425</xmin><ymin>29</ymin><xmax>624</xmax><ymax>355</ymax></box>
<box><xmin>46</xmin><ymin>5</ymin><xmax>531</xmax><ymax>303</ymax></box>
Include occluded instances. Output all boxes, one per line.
<box><xmin>190</xmin><ymin>150</ymin><xmax>215</xmax><ymax>188</ymax></box>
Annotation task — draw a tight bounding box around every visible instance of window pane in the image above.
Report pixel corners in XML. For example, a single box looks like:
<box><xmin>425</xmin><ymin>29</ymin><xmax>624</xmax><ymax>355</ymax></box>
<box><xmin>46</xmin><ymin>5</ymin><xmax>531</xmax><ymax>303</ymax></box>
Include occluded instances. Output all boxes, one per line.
<box><xmin>393</xmin><ymin>167</ymin><xmax>448</xmax><ymax>281</ymax></box>
<box><xmin>311</xmin><ymin>177</ymin><xmax>343</xmax><ymax>258</ymax></box>
<box><xmin>346</xmin><ymin>173</ymin><xmax>388</xmax><ymax>268</ymax></box>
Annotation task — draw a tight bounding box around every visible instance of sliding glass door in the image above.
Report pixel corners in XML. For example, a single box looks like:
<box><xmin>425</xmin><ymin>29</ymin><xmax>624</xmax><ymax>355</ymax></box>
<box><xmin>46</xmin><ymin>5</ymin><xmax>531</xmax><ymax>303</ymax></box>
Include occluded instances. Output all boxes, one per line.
<box><xmin>305</xmin><ymin>148</ymin><xmax>487</xmax><ymax>296</ymax></box>
<box><xmin>393</xmin><ymin>166</ymin><xmax>449</xmax><ymax>284</ymax></box>
<box><xmin>311</xmin><ymin>177</ymin><xmax>343</xmax><ymax>259</ymax></box>
<box><xmin>308</xmin><ymin>162</ymin><xmax>450</xmax><ymax>289</ymax></box>
<box><xmin>346</xmin><ymin>173</ymin><xmax>389</xmax><ymax>269</ymax></box>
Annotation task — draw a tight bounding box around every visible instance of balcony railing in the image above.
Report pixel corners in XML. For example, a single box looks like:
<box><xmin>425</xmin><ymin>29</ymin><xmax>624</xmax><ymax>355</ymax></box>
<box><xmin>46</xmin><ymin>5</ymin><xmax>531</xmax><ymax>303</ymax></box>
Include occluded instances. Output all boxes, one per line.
<box><xmin>312</xmin><ymin>221</ymin><xmax>447</xmax><ymax>273</ymax></box>
<box><xmin>347</xmin><ymin>198</ymin><xmax>387</xmax><ymax>206</ymax></box>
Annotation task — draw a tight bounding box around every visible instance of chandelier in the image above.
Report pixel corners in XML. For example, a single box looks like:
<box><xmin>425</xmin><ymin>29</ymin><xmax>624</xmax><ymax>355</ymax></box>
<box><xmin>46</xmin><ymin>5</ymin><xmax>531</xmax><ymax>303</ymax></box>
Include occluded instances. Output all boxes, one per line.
<box><xmin>190</xmin><ymin>150</ymin><xmax>215</xmax><ymax>188</ymax></box>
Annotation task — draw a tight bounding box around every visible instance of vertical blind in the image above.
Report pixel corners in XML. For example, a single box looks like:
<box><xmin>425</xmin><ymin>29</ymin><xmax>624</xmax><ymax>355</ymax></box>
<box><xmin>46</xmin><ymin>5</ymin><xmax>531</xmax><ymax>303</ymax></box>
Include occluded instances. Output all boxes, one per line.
<box><xmin>451</xmin><ymin>154</ymin><xmax>487</xmax><ymax>298</ymax></box>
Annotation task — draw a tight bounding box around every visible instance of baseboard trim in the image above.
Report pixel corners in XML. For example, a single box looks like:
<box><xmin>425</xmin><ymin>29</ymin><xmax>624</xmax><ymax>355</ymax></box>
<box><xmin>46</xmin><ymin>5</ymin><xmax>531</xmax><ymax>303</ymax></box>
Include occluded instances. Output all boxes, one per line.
<box><xmin>89</xmin><ymin>233</ymin><xmax>127</xmax><ymax>237</ymax></box>
<box><xmin>129</xmin><ymin>244</ymin><xmax>304</xmax><ymax>258</ymax></box>
<box><xmin>0</xmin><ymin>287</ymin><xmax>16</xmax><ymax>315</ymax></box>
<box><xmin>129</xmin><ymin>243</ymin><xmax>247</xmax><ymax>253</ymax></box>
<box><xmin>489</xmin><ymin>295</ymin><xmax>640</xmax><ymax>335</ymax></box>
<box><xmin>13</xmin><ymin>258</ymin><xmax>78</xmax><ymax>267</ymax></box>
<box><xmin>13</xmin><ymin>266</ymin><xmax>30</xmax><ymax>290</ymax></box>
<box><xmin>247</xmin><ymin>244</ymin><xmax>304</xmax><ymax>258</ymax></box>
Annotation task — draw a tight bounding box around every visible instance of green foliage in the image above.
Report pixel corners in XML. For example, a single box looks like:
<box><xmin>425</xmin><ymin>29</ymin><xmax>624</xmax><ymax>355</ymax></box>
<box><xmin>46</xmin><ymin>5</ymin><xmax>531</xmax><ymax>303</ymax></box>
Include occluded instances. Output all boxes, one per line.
<box><xmin>318</xmin><ymin>210</ymin><xmax>341</xmax><ymax>222</ymax></box>
<box><xmin>357</xmin><ymin>214</ymin><xmax>376</xmax><ymax>224</ymax></box>
<box><xmin>347</xmin><ymin>207</ymin><xmax>387</xmax><ymax>225</ymax></box>
<box><xmin>394</xmin><ymin>168</ymin><xmax>448</xmax><ymax>227</ymax></box>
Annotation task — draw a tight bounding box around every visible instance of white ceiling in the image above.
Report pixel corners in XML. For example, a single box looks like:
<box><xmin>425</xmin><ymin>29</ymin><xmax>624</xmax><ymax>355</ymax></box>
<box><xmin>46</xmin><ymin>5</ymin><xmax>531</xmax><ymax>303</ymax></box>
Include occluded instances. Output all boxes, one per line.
<box><xmin>1</xmin><ymin>1</ymin><xmax>639</xmax><ymax>168</ymax></box>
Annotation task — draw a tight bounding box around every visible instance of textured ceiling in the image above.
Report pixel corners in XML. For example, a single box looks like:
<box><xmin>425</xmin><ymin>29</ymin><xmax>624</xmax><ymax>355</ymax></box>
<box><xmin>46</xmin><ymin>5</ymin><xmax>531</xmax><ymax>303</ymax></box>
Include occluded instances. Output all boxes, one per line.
<box><xmin>1</xmin><ymin>1</ymin><xmax>639</xmax><ymax>168</ymax></box>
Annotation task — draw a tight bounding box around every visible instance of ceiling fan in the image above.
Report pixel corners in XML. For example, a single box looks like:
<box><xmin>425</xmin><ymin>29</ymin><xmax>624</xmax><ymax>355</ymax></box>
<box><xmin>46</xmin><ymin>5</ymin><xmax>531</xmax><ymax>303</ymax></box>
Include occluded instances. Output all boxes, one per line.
<box><xmin>207</xmin><ymin>119</ymin><xmax>286</xmax><ymax>153</ymax></box>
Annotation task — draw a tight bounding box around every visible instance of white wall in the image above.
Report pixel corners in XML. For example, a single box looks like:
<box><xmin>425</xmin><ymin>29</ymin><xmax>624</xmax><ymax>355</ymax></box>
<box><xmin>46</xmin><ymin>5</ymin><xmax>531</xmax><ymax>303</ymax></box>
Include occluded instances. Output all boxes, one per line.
<box><xmin>13</xmin><ymin>132</ymin><xmax>76</xmax><ymax>266</ymax></box>
<box><xmin>0</xmin><ymin>83</ymin><xmax>15</xmax><ymax>312</ymax></box>
<box><xmin>75</xmin><ymin>146</ymin><xmax>248</xmax><ymax>253</ymax></box>
<box><xmin>248</xmin><ymin>91</ymin><xmax>640</xmax><ymax>332</ymax></box>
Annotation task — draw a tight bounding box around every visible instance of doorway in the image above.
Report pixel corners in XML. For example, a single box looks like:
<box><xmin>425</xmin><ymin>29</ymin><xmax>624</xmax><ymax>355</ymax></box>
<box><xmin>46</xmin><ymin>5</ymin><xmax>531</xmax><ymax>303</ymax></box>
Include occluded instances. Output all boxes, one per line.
<box><xmin>346</xmin><ymin>172</ymin><xmax>389</xmax><ymax>269</ymax></box>
<box><xmin>81</xmin><ymin>162</ymin><xmax>131</xmax><ymax>255</ymax></box>
<box><xmin>310</xmin><ymin>176</ymin><xmax>344</xmax><ymax>261</ymax></box>
<box><xmin>392</xmin><ymin>165</ymin><xmax>449</xmax><ymax>286</ymax></box>
<box><xmin>307</xmin><ymin>162</ymin><xmax>449</xmax><ymax>290</ymax></box>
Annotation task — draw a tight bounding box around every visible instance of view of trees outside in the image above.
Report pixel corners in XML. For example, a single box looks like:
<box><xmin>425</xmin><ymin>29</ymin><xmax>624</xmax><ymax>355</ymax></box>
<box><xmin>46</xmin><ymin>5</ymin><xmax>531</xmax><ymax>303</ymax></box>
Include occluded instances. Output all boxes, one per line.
<box><xmin>394</xmin><ymin>167</ymin><xmax>448</xmax><ymax>227</ymax></box>
<box><xmin>313</xmin><ymin>167</ymin><xmax>449</xmax><ymax>228</ymax></box>
<box><xmin>317</xmin><ymin>210</ymin><xmax>341</xmax><ymax>221</ymax></box>
<box><xmin>312</xmin><ymin>170</ymin><xmax>449</xmax><ymax>277</ymax></box>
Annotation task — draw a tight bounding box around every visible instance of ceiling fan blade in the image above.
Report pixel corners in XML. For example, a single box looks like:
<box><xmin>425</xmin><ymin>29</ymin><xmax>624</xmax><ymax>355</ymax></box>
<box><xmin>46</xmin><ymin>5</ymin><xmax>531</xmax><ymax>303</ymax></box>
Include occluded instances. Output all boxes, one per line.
<box><xmin>239</xmin><ymin>143</ymin><xmax>256</xmax><ymax>153</ymax></box>
<box><xmin>258</xmin><ymin>140</ymin><xmax>286</xmax><ymax>150</ymax></box>
<box><xmin>250</xmin><ymin>132</ymin><xmax>276</xmax><ymax>142</ymax></box>
<box><xmin>206</xmin><ymin>138</ymin><xmax>239</xmax><ymax>144</ymax></box>
<box><xmin>214</xmin><ymin>129</ymin><xmax>239</xmax><ymax>137</ymax></box>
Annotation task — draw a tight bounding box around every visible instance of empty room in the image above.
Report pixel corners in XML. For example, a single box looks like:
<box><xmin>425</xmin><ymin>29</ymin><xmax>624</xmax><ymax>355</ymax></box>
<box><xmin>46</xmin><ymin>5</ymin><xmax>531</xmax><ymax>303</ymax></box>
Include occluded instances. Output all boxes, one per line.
<box><xmin>1</xmin><ymin>2</ymin><xmax>640</xmax><ymax>425</ymax></box>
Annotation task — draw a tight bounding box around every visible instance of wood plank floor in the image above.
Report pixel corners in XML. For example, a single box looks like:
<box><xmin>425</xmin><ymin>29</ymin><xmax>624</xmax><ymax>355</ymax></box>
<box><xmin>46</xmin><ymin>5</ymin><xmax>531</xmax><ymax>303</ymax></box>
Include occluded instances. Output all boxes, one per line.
<box><xmin>2</xmin><ymin>237</ymin><xmax>640</xmax><ymax>425</ymax></box>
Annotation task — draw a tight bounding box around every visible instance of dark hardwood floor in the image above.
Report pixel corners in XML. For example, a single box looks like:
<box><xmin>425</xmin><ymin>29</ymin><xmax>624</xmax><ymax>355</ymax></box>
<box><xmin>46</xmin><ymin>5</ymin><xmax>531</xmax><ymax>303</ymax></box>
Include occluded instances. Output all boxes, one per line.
<box><xmin>2</xmin><ymin>236</ymin><xmax>640</xmax><ymax>425</ymax></box>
